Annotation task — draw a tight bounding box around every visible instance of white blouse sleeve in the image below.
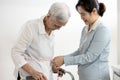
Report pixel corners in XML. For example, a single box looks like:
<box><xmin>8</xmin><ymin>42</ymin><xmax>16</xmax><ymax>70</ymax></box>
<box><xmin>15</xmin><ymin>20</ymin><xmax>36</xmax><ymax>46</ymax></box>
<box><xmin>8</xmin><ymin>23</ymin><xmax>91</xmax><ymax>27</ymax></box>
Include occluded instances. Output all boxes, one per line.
<box><xmin>11</xmin><ymin>22</ymin><xmax>33</xmax><ymax>69</ymax></box>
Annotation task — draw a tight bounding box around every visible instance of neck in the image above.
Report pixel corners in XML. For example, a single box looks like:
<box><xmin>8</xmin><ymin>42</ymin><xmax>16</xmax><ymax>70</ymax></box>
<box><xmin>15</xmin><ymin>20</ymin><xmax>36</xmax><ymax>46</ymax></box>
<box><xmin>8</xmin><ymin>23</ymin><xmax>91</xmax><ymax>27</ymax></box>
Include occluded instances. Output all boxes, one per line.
<box><xmin>89</xmin><ymin>15</ymin><xmax>99</xmax><ymax>30</ymax></box>
<box><xmin>45</xmin><ymin>28</ymin><xmax>52</xmax><ymax>35</ymax></box>
<box><xmin>43</xmin><ymin>16</ymin><xmax>52</xmax><ymax>35</ymax></box>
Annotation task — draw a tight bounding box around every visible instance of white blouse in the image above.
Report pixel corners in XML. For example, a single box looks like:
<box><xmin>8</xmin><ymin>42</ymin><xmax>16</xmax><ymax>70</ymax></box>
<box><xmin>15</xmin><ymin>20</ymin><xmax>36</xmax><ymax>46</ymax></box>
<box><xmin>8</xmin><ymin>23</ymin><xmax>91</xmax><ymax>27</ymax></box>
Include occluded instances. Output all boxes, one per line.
<box><xmin>11</xmin><ymin>16</ymin><xmax>54</xmax><ymax>80</ymax></box>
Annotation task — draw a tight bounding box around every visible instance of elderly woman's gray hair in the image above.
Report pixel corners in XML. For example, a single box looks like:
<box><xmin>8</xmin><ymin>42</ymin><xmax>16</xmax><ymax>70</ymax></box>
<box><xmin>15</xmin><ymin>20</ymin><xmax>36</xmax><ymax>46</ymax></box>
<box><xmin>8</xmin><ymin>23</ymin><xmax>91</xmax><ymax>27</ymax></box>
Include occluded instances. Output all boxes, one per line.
<box><xmin>48</xmin><ymin>2</ymin><xmax>71</xmax><ymax>23</ymax></box>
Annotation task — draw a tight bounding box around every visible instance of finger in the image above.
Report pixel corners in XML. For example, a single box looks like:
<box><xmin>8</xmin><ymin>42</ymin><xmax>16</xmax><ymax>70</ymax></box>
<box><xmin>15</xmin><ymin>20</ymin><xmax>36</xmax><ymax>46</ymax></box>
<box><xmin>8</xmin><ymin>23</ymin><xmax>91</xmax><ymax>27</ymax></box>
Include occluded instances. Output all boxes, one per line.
<box><xmin>42</xmin><ymin>75</ymin><xmax>48</xmax><ymax>80</ymax></box>
<box><xmin>34</xmin><ymin>75</ymin><xmax>40</xmax><ymax>80</ymax></box>
<box><xmin>58</xmin><ymin>71</ymin><xmax>64</xmax><ymax>76</ymax></box>
<box><xmin>40</xmin><ymin>77</ymin><xmax>44</xmax><ymax>80</ymax></box>
<box><xmin>51</xmin><ymin>60</ymin><xmax>54</xmax><ymax>64</ymax></box>
<box><xmin>52</xmin><ymin>63</ymin><xmax>57</xmax><ymax>67</ymax></box>
<box><xmin>39</xmin><ymin>76</ymin><xmax>42</xmax><ymax>80</ymax></box>
<box><xmin>60</xmin><ymin>71</ymin><xmax>64</xmax><ymax>77</ymax></box>
<box><xmin>52</xmin><ymin>60</ymin><xmax>57</xmax><ymax>66</ymax></box>
<box><xmin>41</xmin><ymin>73</ymin><xmax>47</xmax><ymax>80</ymax></box>
<box><xmin>52</xmin><ymin>66</ymin><xmax>58</xmax><ymax>73</ymax></box>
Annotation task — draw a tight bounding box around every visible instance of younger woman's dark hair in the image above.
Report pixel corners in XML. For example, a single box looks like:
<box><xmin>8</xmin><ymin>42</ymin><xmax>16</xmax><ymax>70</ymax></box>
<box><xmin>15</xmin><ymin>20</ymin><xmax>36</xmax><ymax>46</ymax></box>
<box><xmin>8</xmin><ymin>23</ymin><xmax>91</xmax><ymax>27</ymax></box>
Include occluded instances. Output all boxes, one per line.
<box><xmin>75</xmin><ymin>0</ymin><xmax>106</xmax><ymax>17</ymax></box>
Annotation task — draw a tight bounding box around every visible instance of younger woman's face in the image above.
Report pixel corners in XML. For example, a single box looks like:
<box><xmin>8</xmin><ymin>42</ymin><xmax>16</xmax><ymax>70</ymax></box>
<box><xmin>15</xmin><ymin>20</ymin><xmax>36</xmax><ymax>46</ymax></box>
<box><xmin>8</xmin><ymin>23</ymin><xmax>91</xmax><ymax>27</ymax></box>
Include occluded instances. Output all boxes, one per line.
<box><xmin>77</xmin><ymin>6</ymin><xmax>95</xmax><ymax>26</ymax></box>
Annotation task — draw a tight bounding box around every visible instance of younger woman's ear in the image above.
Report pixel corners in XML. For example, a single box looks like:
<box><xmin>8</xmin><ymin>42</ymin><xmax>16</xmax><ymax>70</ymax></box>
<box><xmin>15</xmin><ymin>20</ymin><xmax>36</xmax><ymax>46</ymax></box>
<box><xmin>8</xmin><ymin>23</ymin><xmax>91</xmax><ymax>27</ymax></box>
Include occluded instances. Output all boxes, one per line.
<box><xmin>93</xmin><ymin>8</ymin><xmax>97</xmax><ymax>13</ymax></box>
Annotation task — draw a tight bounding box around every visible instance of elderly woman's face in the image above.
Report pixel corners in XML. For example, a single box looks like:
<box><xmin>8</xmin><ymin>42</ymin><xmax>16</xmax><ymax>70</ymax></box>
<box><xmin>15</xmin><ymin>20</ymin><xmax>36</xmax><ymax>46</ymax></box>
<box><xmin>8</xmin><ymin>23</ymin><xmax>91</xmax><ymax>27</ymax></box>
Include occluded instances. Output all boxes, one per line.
<box><xmin>48</xmin><ymin>16</ymin><xmax>68</xmax><ymax>30</ymax></box>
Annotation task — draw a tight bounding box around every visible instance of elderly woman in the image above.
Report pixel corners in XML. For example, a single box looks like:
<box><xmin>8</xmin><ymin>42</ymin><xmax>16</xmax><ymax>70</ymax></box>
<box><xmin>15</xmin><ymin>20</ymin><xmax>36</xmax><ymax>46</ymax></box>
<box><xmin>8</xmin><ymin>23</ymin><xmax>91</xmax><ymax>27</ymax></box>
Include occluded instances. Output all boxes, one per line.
<box><xmin>11</xmin><ymin>2</ymin><xmax>71</xmax><ymax>80</ymax></box>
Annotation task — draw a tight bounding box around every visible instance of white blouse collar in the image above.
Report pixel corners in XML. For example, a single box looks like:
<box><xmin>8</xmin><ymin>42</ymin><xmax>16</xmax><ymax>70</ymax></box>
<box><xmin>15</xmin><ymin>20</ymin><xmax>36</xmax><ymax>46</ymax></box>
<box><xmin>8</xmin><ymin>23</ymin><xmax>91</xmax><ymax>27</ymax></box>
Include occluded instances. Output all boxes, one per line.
<box><xmin>85</xmin><ymin>17</ymin><xmax>102</xmax><ymax>33</ymax></box>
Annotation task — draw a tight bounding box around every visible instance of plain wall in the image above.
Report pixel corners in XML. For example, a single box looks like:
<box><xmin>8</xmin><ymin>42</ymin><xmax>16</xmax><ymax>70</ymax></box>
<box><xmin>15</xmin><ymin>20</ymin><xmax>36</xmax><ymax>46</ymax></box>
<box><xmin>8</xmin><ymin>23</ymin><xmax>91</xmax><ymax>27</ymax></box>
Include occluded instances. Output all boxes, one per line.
<box><xmin>0</xmin><ymin>0</ymin><xmax>118</xmax><ymax>80</ymax></box>
<box><xmin>118</xmin><ymin>0</ymin><xmax>120</xmax><ymax>64</ymax></box>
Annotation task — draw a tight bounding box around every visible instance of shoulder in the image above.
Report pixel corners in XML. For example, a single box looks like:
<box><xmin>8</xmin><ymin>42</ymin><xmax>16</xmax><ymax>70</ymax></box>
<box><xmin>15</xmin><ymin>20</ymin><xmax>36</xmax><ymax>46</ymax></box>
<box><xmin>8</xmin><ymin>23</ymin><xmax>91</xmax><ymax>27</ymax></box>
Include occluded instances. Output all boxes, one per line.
<box><xmin>94</xmin><ymin>23</ymin><xmax>111</xmax><ymax>40</ymax></box>
<box><xmin>97</xmin><ymin>23</ymin><xmax>111</xmax><ymax>34</ymax></box>
<box><xmin>25</xmin><ymin>19</ymin><xmax>40</xmax><ymax>27</ymax></box>
<box><xmin>22</xmin><ymin>19</ymin><xmax>40</xmax><ymax>31</ymax></box>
